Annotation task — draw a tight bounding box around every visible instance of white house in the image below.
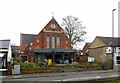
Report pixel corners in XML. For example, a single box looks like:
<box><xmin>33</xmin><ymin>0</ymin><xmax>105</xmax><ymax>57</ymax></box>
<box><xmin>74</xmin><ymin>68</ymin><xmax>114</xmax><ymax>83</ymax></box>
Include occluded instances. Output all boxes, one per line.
<box><xmin>114</xmin><ymin>1</ymin><xmax>120</xmax><ymax>71</ymax></box>
<box><xmin>0</xmin><ymin>39</ymin><xmax>12</xmax><ymax>75</ymax></box>
<box><xmin>114</xmin><ymin>47</ymin><xmax>120</xmax><ymax>71</ymax></box>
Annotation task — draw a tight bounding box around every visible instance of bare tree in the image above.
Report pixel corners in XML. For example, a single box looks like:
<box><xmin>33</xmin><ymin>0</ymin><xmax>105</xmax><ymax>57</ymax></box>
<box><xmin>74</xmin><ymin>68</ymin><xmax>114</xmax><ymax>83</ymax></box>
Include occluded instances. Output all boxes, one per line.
<box><xmin>61</xmin><ymin>16</ymin><xmax>86</xmax><ymax>47</ymax></box>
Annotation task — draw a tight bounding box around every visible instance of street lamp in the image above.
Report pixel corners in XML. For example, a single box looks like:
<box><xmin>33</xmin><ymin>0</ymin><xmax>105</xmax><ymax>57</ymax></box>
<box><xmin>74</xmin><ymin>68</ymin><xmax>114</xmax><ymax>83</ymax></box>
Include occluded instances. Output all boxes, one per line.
<box><xmin>112</xmin><ymin>9</ymin><xmax>116</xmax><ymax>37</ymax></box>
<box><xmin>112</xmin><ymin>9</ymin><xmax>116</xmax><ymax>69</ymax></box>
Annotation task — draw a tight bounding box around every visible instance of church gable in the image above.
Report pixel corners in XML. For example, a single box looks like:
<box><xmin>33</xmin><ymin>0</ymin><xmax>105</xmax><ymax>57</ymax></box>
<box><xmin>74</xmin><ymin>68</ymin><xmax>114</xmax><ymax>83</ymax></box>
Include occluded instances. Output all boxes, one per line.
<box><xmin>35</xmin><ymin>17</ymin><xmax>72</xmax><ymax>49</ymax></box>
<box><xmin>21</xmin><ymin>17</ymin><xmax>73</xmax><ymax>52</ymax></box>
<box><xmin>43</xmin><ymin>18</ymin><xmax>63</xmax><ymax>32</ymax></box>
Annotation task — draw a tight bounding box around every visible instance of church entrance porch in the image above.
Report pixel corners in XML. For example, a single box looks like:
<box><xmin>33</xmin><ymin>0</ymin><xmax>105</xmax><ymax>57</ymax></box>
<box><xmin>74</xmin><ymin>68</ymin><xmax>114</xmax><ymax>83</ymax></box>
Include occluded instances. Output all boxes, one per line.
<box><xmin>33</xmin><ymin>48</ymin><xmax>77</xmax><ymax>64</ymax></box>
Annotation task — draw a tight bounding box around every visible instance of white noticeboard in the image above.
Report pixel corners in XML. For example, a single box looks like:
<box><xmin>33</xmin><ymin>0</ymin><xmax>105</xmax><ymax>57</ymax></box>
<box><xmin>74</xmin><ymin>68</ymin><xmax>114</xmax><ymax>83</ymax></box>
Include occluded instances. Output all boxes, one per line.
<box><xmin>88</xmin><ymin>56</ymin><xmax>95</xmax><ymax>62</ymax></box>
<box><xmin>14</xmin><ymin>65</ymin><xmax>20</xmax><ymax>75</ymax></box>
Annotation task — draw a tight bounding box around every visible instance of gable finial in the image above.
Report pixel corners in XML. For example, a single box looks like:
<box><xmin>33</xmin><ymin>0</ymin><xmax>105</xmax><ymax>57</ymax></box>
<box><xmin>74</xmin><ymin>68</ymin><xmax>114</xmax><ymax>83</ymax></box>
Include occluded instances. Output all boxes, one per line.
<box><xmin>52</xmin><ymin>12</ymin><xmax>54</xmax><ymax>18</ymax></box>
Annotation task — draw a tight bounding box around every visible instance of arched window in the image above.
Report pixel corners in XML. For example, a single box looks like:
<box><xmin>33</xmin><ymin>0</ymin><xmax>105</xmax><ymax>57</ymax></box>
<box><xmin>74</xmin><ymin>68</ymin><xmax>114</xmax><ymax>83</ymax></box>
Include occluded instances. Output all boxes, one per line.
<box><xmin>52</xmin><ymin>35</ymin><xmax>55</xmax><ymax>48</ymax></box>
<box><xmin>46</xmin><ymin>35</ymin><xmax>50</xmax><ymax>48</ymax></box>
<box><xmin>56</xmin><ymin>36</ymin><xmax>60</xmax><ymax>48</ymax></box>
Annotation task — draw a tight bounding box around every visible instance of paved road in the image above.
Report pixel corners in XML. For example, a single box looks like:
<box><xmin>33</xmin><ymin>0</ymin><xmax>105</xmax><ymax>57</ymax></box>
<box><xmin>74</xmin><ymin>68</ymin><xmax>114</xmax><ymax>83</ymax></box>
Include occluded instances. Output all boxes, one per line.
<box><xmin>1</xmin><ymin>70</ymin><xmax>120</xmax><ymax>83</ymax></box>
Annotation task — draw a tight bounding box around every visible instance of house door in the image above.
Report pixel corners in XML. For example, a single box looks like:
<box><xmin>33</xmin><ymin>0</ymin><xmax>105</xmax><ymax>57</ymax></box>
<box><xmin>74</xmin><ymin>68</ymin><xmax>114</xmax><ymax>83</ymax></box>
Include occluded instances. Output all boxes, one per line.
<box><xmin>21</xmin><ymin>56</ymin><xmax>27</xmax><ymax>62</ymax></box>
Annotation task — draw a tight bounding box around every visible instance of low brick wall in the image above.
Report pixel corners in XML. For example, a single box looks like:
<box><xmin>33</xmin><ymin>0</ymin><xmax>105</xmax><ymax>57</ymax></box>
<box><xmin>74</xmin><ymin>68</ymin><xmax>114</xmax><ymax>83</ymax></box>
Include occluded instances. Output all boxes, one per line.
<box><xmin>21</xmin><ymin>67</ymin><xmax>64</xmax><ymax>74</ymax></box>
<box><xmin>79</xmin><ymin>56</ymin><xmax>88</xmax><ymax>63</ymax></box>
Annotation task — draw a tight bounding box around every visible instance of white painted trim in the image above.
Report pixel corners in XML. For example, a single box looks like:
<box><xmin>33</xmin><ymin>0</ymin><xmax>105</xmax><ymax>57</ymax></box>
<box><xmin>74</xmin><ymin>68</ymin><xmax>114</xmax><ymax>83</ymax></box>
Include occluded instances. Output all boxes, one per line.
<box><xmin>0</xmin><ymin>49</ymin><xmax>8</xmax><ymax>52</ymax></box>
<box><xmin>0</xmin><ymin>53</ymin><xmax>5</xmax><ymax>57</ymax></box>
<box><xmin>0</xmin><ymin>69</ymin><xmax>7</xmax><ymax>71</ymax></box>
<box><xmin>7</xmin><ymin>44</ymin><xmax>12</xmax><ymax>61</ymax></box>
<box><xmin>43</xmin><ymin>30</ymin><xmax>63</xmax><ymax>33</ymax></box>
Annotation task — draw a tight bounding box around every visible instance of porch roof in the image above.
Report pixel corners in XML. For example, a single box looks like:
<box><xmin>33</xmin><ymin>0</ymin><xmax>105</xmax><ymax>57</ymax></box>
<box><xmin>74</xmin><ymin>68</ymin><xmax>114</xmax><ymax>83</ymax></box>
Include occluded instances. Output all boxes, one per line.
<box><xmin>32</xmin><ymin>48</ymin><xmax>77</xmax><ymax>53</ymax></box>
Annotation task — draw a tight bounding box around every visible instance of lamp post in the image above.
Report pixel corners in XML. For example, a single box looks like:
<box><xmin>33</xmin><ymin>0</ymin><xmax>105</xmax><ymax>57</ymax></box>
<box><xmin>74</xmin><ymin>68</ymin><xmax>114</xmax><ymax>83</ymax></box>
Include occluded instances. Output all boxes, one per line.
<box><xmin>112</xmin><ymin>9</ymin><xmax>116</xmax><ymax>37</ymax></box>
<box><xmin>112</xmin><ymin>9</ymin><xmax>116</xmax><ymax>69</ymax></box>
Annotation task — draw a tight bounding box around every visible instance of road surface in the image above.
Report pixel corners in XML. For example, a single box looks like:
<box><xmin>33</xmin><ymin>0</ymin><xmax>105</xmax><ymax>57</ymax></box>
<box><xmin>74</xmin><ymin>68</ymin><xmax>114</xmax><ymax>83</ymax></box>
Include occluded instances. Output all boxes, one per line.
<box><xmin>1</xmin><ymin>70</ymin><xmax>120</xmax><ymax>83</ymax></box>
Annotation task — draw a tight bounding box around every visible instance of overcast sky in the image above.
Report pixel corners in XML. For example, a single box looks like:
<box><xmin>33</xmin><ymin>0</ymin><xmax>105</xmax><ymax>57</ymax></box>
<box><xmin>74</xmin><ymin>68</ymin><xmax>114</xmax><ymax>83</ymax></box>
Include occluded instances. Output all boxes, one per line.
<box><xmin>0</xmin><ymin>0</ymin><xmax>119</xmax><ymax>49</ymax></box>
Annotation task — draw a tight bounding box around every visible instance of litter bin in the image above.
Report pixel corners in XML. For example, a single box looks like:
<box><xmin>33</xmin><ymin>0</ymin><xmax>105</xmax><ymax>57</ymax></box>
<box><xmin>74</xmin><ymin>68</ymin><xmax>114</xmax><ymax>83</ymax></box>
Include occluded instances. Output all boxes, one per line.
<box><xmin>48</xmin><ymin>59</ymin><xmax>52</xmax><ymax>66</ymax></box>
<box><xmin>14</xmin><ymin>65</ymin><xmax>20</xmax><ymax>75</ymax></box>
<box><xmin>102</xmin><ymin>62</ymin><xmax>108</xmax><ymax>70</ymax></box>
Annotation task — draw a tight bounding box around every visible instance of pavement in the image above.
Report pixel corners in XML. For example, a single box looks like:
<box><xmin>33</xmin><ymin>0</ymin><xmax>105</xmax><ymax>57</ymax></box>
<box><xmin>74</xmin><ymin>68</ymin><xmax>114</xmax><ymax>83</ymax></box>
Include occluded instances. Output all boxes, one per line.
<box><xmin>1</xmin><ymin>69</ymin><xmax>119</xmax><ymax>80</ymax></box>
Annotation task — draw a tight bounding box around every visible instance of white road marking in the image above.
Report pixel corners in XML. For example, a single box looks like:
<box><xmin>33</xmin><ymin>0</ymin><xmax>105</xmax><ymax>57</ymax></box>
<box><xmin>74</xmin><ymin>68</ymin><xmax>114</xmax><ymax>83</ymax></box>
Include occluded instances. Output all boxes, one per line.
<box><xmin>96</xmin><ymin>76</ymin><xmax>101</xmax><ymax>78</ymax></box>
<box><xmin>63</xmin><ymin>76</ymin><xmax>101</xmax><ymax>81</ymax></box>
<box><xmin>62</xmin><ymin>75</ymin><xmax>103</xmax><ymax>81</ymax></box>
<box><xmin>53</xmin><ymin>80</ymin><xmax>62</xmax><ymax>81</ymax></box>
<box><xmin>109</xmin><ymin>75</ymin><xmax>118</xmax><ymax>77</ymax></box>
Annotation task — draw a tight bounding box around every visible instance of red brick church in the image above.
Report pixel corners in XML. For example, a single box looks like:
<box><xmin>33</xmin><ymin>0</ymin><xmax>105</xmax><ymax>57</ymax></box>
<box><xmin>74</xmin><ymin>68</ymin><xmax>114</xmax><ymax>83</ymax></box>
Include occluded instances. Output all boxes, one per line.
<box><xmin>19</xmin><ymin>17</ymin><xmax>77</xmax><ymax>64</ymax></box>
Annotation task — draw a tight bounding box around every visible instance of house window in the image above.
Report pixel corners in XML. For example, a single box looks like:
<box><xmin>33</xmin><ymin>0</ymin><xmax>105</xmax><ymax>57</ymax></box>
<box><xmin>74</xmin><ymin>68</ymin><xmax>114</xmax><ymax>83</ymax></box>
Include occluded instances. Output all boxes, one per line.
<box><xmin>46</xmin><ymin>35</ymin><xmax>50</xmax><ymax>48</ymax></box>
<box><xmin>0</xmin><ymin>58</ymin><xmax>2</xmax><ymax>69</ymax></box>
<box><xmin>52</xmin><ymin>36</ymin><xmax>55</xmax><ymax>48</ymax></box>
<box><xmin>116</xmin><ymin>56</ymin><xmax>120</xmax><ymax>64</ymax></box>
<box><xmin>56</xmin><ymin>36</ymin><xmax>60</xmax><ymax>48</ymax></box>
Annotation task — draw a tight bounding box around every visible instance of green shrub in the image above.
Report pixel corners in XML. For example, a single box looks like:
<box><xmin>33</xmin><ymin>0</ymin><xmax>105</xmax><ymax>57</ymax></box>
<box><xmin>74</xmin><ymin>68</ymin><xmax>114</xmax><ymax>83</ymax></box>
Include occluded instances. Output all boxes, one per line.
<box><xmin>90</xmin><ymin>62</ymin><xmax>102</xmax><ymax>70</ymax></box>
<box><xmin>21</xmin><ymin>61</ymin><xmax>35</xmax><ymax>69</ymax></box>
<box><xmin>71</xmin><ymin>62</ymin><xmax>102</xmax><ymax>70</ymax></box>
<box><xmin>38</xmin><ymin>61</ymin><xmax>48</xmax><ymax>67</ymax></box>
<box><xmin>71</xmin><ymin>62</ymin><xmax>79</xmax><ymax>67</ymax></box>
<box><xmin>11</xmin><ymin>58</ymin><xmax>22</xmax><ymax>65</ymax></box>
<box><xmin>91</xmin><ymin>62</ymin><xmax>99</xmax><ymax>68</ymax></box>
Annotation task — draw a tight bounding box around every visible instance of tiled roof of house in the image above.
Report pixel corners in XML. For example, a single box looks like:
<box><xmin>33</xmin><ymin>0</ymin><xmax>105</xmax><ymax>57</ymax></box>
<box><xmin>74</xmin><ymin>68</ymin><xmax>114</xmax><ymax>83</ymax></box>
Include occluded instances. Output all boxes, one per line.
<box><xmin>86</xmin><ymin>43</ymin><xmax>91</xmax><ymax>46</ymax></box>
<box><xmin>21</xmin><ymin>34</ymin><xmax>37</xmax><ymax>44</ymax></box>
<box><xmin>11</xmin><ymin>46</ymin><xmax>20</xmax><ymax>50</ymax></box>
<box><xmin>99</xmin><ymin>36</ymin><xmax>120</xmax><ymax>46</ymax></box>
<box><xmin>0</xmin><ymin>39</ymin><xmax>10</xmax><ymax>49</ymax></box>
<box><xmin>82</xmin><ymin>43</ymin><xmax>91</xmax><ymax>50</ymax></box>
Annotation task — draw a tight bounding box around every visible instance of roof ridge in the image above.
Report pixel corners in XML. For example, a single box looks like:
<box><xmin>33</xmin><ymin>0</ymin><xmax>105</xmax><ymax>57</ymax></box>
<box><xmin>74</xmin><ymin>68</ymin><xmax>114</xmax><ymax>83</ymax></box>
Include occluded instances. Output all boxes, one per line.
<box><xmin>97</xmin><ymin>36</ymin><xmax>120</xmax><ymax>46</ymax></box>
<box><xmin>0</xmin><ymin>39</ymin><xmax>10</xmax><ymax>41</ymax></box>
<box><xmin>97</xmin><ymin>36</ymin><xmax>120</xmax><ymax>39</ymax></box>
<box><xmin>21</xmin><ymin>33</ymin><xmax>37</xmax><ymax>36</ymax></box>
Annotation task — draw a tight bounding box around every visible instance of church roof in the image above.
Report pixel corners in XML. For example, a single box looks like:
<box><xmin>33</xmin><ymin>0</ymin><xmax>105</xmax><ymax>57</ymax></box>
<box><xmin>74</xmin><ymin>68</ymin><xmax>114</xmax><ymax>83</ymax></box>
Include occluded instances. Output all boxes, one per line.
<box><xmin>21</xmin><ymin>34</ymin><xmax>37</xmax><ymax>44</ymax></box>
